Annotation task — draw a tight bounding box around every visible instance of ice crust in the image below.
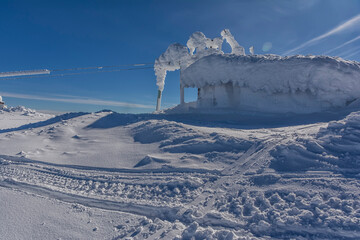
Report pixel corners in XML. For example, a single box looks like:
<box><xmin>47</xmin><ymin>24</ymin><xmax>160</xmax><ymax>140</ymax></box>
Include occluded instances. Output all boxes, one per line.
<box><xmin>154</xmin><ymin>29</ymin><xmax>360</xmax><ymax>113</ymax></box>
<box><xmin>154</xmin><ymin>43</ymin><xmax>190</xmax><ymax>91</ymax></box>
<box><xmin>181</xmin><ymin>54</ymin><xmax>360</xmax><ymax>113</ymax></box>
<box><xmin>221</xmin><ymin>29</ymin><xmax>245</xmax><ymax>56</ymax></box>
<box><xmin>154</xmin><ymin>29</ymin><xmax>240</xmax><ymax>91</ymax></box>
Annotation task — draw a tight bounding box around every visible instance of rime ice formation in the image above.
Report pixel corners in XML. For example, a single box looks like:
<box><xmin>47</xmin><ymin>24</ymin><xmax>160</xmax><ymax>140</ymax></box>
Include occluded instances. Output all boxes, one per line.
<box><xmin>154</xmin><ymin>29</ymin><xmax>235</xmax><ymax>103</ymax></box>
<box><xmin>186</xmin><ymin>32</ymin><xmax>207</xmax><ymax>56</ymax></box>
<box><xmin>154</xmin><ymin>29</ymin><xmax>360</xmax><ymax>113</ymax></box>
<box><xmin>181</xmin><ymin>54</ymin><xmax>360</xmax><ymax>113</ymax></box>
<box><xmin>249</xmin><ymin>46</ymin><xmax>254</xmax><ymax>55</ymax></box>
<box><xmin>154</xmin><ymin>43</ymin><xmax>190</xmax><ymax>92</ymax></box>
<box><xmin>205</xmin><ymin>37</ymin><xmax>223</xmax><ymax>51</ymax></box>
<box><xmin>187</xmin><ymin>32</ymin><xmax>223</xmax><ymax>56</ymax></box>
<box><xmin>221</xmin><ymin>29</ymin><xmax>245</xmax><ymax>56</ymax></box>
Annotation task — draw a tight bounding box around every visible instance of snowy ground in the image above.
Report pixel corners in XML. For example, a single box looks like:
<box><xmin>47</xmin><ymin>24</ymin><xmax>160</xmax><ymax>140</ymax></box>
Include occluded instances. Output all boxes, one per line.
<box><xmin>0</xmin><ymin>107</ymin><xmax>359</xmax><ymax>239</ymax></box>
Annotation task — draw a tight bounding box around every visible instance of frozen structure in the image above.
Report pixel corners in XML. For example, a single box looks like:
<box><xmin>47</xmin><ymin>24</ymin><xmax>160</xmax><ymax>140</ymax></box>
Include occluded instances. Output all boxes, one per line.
<box><xmin>0</xmin><ymin>96</ymin><xmax>4</xmax><ymax>109</ymax></box>
<box><xmin>249</xmin><ymin>46</ymin><xmax>254</xmax><ymax>55</ymax></box>
<box><xmin>154</xmin><ymin>29</ymin><xmax>360</xmax><ymax>114</ymax></box>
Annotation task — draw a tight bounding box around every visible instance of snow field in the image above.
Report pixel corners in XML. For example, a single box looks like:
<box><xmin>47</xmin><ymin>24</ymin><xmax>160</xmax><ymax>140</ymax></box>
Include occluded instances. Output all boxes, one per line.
<box><xmin>0</xmin><ymin>107</ymin><xmax>360</xmax><ymax>239</ymax></box>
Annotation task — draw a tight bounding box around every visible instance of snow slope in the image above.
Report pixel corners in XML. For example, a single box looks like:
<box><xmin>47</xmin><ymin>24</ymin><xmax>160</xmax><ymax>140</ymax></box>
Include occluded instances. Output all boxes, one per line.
<box><xmin>0</xmin><ymin>106</ymin><xmax>53</xmax><ymax>129</ymax></box>
<box><xmin>1</xmin><ymin>107</ymin><xmax>360</xmax><ymax>239</ymax></box>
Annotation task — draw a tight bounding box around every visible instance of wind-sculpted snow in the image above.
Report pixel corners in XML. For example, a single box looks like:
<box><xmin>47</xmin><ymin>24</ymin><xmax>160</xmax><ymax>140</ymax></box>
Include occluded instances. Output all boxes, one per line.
<box><xmin>0</xmin><ymin>106</ymin><xmax>54</xmax><ymax>129</ymax></box>
<box><xmin>0</xmin><ymin>112</ymin><xmax>88</xmax><ymax>133</ymax></box>
<box><xmin>271</xmin><ymin>110</ymin><xmax>360</xmax><ymax>174</ymax></box>
<box><xmin>132</xmin><ymin>120</ymin><xmax>253</xmax><ymax>154</ymax></box>
<box><xmin>1</xmin><ymin>109</ymin><xmax>360</xmax><ymax>239</ymax></box>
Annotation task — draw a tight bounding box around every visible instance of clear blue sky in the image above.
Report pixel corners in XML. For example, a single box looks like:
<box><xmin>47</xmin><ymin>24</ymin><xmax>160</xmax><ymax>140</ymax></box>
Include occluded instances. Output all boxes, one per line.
<box><xmin>1</xmin><ymin>0</ymin><xmax>360</xmax><ymax>113</ymax></box>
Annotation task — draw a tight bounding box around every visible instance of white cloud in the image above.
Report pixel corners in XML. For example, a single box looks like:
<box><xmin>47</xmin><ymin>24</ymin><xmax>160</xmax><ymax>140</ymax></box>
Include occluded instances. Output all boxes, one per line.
<box><xmin>284</xmin><ymin>14</ymin><xmax>360</xmax><ymax>55</ymax></box>
<box><xmin>0</xmin><ymin>92</ymin><xmax>154</xmax><ymax>109</ymax></box>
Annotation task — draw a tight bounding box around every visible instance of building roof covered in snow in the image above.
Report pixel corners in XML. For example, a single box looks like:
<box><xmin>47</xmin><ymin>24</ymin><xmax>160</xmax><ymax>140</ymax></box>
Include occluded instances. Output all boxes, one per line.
<box><xmin>154</xmin><ymin>29</ymin><xmax>360</xmax><ymax>113</ymax></box>
<box><xmin>181</xmin><ymin>54</ymin><xmax>360</xmax><ymax>105</ymax></box>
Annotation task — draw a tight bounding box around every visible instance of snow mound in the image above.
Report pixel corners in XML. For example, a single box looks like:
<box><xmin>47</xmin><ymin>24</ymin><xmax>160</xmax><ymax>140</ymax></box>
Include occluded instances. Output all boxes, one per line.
<box><xmin>132</xmin><ymin>120</ymin><xmax>253</xmax><ymax>154</ymax></box>
<box><xmin>0</xmin><ymin>106</ymin><xmax>54</xmax><ymax>129</ymax></box>
<box><xmin>2</xmin><ymin>106</ymin><xmax>39</xmax><ymax>116</ymax></box>
<box><xmin>271</xmin><ymin>110</ymin><xmax>360</xmax><ymax>174</ymax></box>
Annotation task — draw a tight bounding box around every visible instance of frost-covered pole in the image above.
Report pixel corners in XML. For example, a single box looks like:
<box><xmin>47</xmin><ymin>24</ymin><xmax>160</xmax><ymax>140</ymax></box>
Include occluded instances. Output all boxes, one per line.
<box><xmin>156</xmin><ymin>89</ymin><xmax>162</xmax><ymax>112</ymax></box>
<box><xmin>180</xmin><ymin>85</ymin><xmax>184</xmax><ymax>105</ymax></box>
<box><xmin>249</xmin><ymin>46</ymin><xmax>254</xmax><ymax>55</ymax></box>
<box><xmin>154</xmin><ymin>43</ymin><xmax>190</xmax><ymax>111</ymax></box>
<box><xmin>0</xmin><ymin>96</ymin><xmax>4</xmax><ymax>109</ymax></box>
<box><xmin>180</xmin><ymin>68</ymin><xmax>185</xmax><ymax>105</ymax></box>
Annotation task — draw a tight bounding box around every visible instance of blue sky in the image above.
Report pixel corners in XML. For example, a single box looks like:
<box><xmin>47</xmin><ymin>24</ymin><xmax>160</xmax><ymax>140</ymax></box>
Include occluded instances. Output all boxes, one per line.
<box><xmin>1</xmin><ymin>0</ymin><xmax>360</xmax><ymax>113</ymax></box>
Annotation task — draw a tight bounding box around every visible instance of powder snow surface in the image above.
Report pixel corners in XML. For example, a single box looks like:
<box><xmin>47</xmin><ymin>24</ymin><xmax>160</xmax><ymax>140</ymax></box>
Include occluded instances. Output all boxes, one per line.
<box><xmin>0</xmin><ymin>106</ymin><xmax>53</xmax><ymax>129</ymax></box>
<box><xmin>1</xmin><ymin>106</ymin><xmax>360</xmax><ymax>239</ymax></box>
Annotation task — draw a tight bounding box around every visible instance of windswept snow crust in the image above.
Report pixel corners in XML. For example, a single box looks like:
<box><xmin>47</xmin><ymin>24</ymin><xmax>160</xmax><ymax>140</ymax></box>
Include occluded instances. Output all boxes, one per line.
<box><xmin>0</xmin><ymin>106</ymin><xmax>53</xmax><ymax>129</ymax></box>
<box><xmin>1</xmin><ymin>107</ymin><xmax>360</xmax><ymax>239</ymax></box>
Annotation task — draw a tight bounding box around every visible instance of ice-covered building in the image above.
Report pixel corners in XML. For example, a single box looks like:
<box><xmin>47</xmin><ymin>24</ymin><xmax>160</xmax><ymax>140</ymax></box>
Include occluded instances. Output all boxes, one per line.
<box><xmin>154</xmin><ymin>29</ymin><xmax>360</xmax><ymax>114</ymax></box>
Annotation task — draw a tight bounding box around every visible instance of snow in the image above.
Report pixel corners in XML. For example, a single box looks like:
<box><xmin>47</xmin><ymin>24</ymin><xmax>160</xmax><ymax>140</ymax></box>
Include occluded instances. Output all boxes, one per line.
<box><xmin>154</xmin><ymin>43</ymin><xmax>190</xmax><ymax>91</ymax></box>
<box><xmin>1</xmin><ymin>105</ymin><xmax>360</xmax><ymax>239</ymax></box>
<box><xmin>187</xmin><ymin>32</ymin><xmax>208</xmax><ymax>55</ymax></box>
<box><xmin>154</xmin><ymin>30</ymin><xmax>360</xmax><ymax>114</ymax></box>
<box><xmin>0</xmin><ymin>106</ymin><xmax>53</xmax><ymax>129</ymax></box>
<box><xmin>0</xmin><ymin>187</ymin><xmax>152</xmax><ymax>240</ymax></box>
<box><xmin>249</xmin><ymin>46</ymin><xmax>254</xmax><ymax>55</ymax></box>
<box><xmin>220</xmin><ymin>29</ymin><xmax>245</xmax><ymax>56</ymax></box>
<box><xmin>181</xmin><ymin>54</ymin><xmax>360</xmax><ymax>113</ymax></box>
<box><xmin>187</xmin><ymin>32</ymin><xmax>223</xmax><ymax>55</ymax></box>
<box><xmin>154</xmin><ymin>30</ymin><xmax>227</xmax><ymax>92</ymax></box>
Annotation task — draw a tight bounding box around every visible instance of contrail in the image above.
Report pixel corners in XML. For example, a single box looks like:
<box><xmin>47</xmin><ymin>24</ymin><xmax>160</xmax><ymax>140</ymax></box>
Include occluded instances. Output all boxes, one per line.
<box><xmin>284</xmin><ymin>14</ymin><xmax>360</xmax><ymax>55</ymax></box>
<box><xmin>324</xmin><ymin>35</ymin><xmax>360</xmax><ymax>55</ymax></box>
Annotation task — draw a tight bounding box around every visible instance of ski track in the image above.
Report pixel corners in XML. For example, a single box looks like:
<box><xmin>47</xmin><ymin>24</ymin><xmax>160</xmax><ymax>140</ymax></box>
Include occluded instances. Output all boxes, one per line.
<box><xmin>1</xmin><ymin>110</ymin><xmax>360</xmax><ymax>239</ymax></box>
